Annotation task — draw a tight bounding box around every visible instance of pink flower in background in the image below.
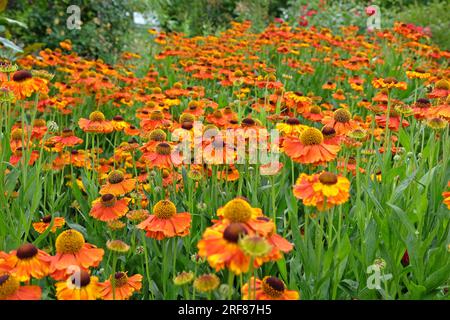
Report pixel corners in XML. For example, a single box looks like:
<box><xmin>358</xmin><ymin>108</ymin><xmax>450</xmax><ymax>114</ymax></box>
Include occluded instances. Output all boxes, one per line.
<box><xmin>274</xmin><ymin>18</ymin><xmax>284</xmax><ymax>24</ymax></box>
<box><xmin>405</xmin><ymin>23</ymin><xmax>432</xmax><ymax>37</ymax></box>
<box><xmin>365</xmin><ymin>6</ymin><xmax>377</xmax><ymax>16</ymax></box>
<box><xmin>299</xmin><ymin>16</ymin><xmax>308</xmax><ymax>27</ymax></box>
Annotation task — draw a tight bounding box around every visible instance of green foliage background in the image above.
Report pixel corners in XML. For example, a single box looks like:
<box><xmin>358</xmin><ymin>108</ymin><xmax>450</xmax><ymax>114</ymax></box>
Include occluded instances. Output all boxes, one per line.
<box><xmin>6</xmin><ymin>0</ymin><xmax>143</xmax><ymax>62</ymax></box>
<box><xmin>1</xmin><ymin>0</ymin><xmax>449</xmax><ymax>64</ymax></box>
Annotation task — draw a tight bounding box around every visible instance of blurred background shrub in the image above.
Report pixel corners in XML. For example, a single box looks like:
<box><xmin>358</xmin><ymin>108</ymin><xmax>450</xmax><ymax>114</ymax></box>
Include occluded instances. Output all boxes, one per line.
<box><xmin>6</xmin><ymin>0</ymin><xmax>144</xmax><ymax>62</ymax></box>
<box><xmin>144</xmin><ymin>0</ymin><xmax>289</xmax><ymax>35</ymax></box>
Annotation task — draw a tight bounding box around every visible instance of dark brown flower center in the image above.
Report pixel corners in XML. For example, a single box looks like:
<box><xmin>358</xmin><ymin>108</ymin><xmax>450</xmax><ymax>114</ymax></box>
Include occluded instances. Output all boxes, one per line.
<box><xmin>265</xmin><ymin>276</ymin><xmax>285</xmax><ymax>292</ymax></box>
<box><xmin>0</xmin><ymin>274</ymin><xmax>9</xmax><ymax>286</ymax></box>
<box><xmin>321</xmin><ymin>126</ymin><xmax>336</xmax><ymax>138</ymax></box>
<box><xmin>156</xmin><ymin>142</ymin><xmax>171</xmax><ymax>155</ymax></box>
<box><xmin>13</xmin><ymin>70</ymin><xmax>32</xmax><ymax>82</ymax></box>
<box><xmin>319</xmin><ymin>172</ymin><xmax>338</xmax><ymax>185</ymax></box>
<box><xmin>181</xmin><ymin>122</ymin><xmax>193</xmax><ymax>130</ymax></box>
<box><xmin>113</xmin><ymin>272</ymin><xmax>128</xmax><ymax>287</ymax></box>
<box><xmin>286</xmin><ymin>117</ymin><xmax>300</xmax><ymax>125</ymax></box>
<box><xmin>242</xmin><ymin>118</ymin><xmax>255</xmax><ymax>126</ymax></box>
<box><xmin>223</xmin><ymin>107</ymin><xmax>233</xmax><ymax>114</ymax></box>
<box><xmin>384</xmin><ymin>77</ymin><xmax>398</xmax><ymax>84</ymax></box>
<box><xmin>16</xmin><ymin>243</ymin><xmax>38</xmax><ymax>259</ymax></box>
<box><xmin>223</xmin><ymin>223</ymin><xmax>248</xmax><ymax>243</ymax></box>
<box><xmin>108</xmin><ymin>171</ymin><xmax>125</xmax><ymax>184</ymax></box>
<box><xmin>414</xmin><ymin>67</ymin><xmax>426</xmax><ymax>74</ymax></box>
<box><xmin>62</xmin><ymin>128</ymin><xmax>74</xmax><ymax>137</ymax></box>
<box><xmin>415</xmin><ymin>98</ymin><xmax>431</xmax><ymax>108</ymax></box>
<box><xmin>101</xmin><ymin>194</ymin><xmax>116</xmax><ymax>207</ymax></box>
<box><xmin>261</xmin><ymin>276</ymin><xmax>285</xmax><ymax>297</ymax></box>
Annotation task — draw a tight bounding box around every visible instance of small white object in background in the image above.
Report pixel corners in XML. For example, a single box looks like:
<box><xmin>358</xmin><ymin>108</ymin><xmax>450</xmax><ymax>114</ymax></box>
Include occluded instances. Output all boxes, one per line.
<box><xmin>67</xmin><ymin>5</ymin><xmax>82</xmax><ymax>30</ymax></box>
<box><xmin>366</xmin><ymin>5</ymin><xmax>381</xmax><ymax>32</ymax></box>
<box><xmin>133</xmin><ymin>12</ymin><xmax>160</xmax><ymax>29</ymax></box>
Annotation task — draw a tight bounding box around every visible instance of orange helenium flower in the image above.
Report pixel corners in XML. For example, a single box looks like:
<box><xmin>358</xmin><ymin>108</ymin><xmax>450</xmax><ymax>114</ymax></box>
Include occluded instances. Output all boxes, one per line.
<box><xmin>48</xmin><ymin>129</ymin><xmax>83</xmax><ymax>147</ymax></box>
<box><xmin>99</xmin><ymin>272</ymin><xmax>143</xmax><ymax>300</ymax></box>
<box><xmin>137</xmin><ymin>200</ymin><xmax>191</xmax><ymax>240</ymax></box>
<box><xmin>32</xmin><ymin>216</ymin><xmax>66</xmax><ymax>234</ymax></box>
<box><xmin>0</xmin><ymin>243</ymin><xmax>51</xmax><ymax>281</ymax></box>
<box><xmin>49</xmin><ymin>229</ymin><xmax>104</xmax><ymax>280</ymax></box>
<box><xmin>142</xmin><ymin>142</ymin><xmax>182</xmax><ymax>168</ymax></box>
<box><xmin>216</xmin><ymin>198</ymin><xmax>274</xmax><ymax>236</ymax></box>
<box><xmin>99</xmin><ymin>170</ymin><xmax>136</xmax><ymax>196</ymax></box>
<box><xmin>55</xmin><ymin>270</ymin><xmax>101</xmax><ymax>300</ymax></box>
<box><xmin>293</xmin><ymin>172</ymin><xmax>350</xmax><ymax>210</ymax></box>
<box><xmin>283</xmin><ymin>127</ymin><xmax>340</xmax><ymax>165</ymax></box>
<box><xmin>0</xmin><ymin>273</ymin><xmax>42</xmax><ymax>300</ymax></box>
<box><xmin>197</xmin><ymin>222</ymin><xmax>253</xmax><ymax>274</ymax></box>
<box><xmin>6</xmin><ymin>70</ymin><xmax>49</xmax><ymax>100</ymax></box>
<box><xmin>78</xmin><ymin>111</ymin><xmax>114</xmax><ymax>133</ymax></box>
<box><xmin>372</xmin><ymin>77</ymin><xmax>407</xmax><ymax>90</ymax></box>
<box><xmin>241</xmin><ymin>276</ymin><xmax>299</xmax><ymax>300</ymax></box>
<box><xmin>443</xmin><ymin>181</ymin><xmax>450</xmax><ymax>210</ymax></box>
<box><xmin>90</xmin><ymin>194</ymin><xmax>130</xmax><ymax>222</ymax></box>
<box><xmin>321</xmin><ymin>109</ymin><xmax>359</xmax><ymax>135</ymax></box>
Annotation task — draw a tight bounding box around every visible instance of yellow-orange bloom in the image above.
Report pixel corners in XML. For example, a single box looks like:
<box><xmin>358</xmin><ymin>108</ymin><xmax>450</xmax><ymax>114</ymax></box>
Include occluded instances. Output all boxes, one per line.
<box><xmin>0</xmin><ymin>273</ymin><xmax>41</xmax><ymax>300</ymax></box>
<box><xmin>32</xmin><ymin>216</ymin><xmax>65</xmax><ymax>234</ymax></box>
<box><xmin>293</xmin><ymin>172</ymin><xmax>350</xmax><ymax>210</ymax></box>
<box><xmin>283</xmin><ymin>127</ymin><xmax>340</xmax><ymax>165</ymax></box>
<box><xmin>197</xmin><ymin>222</ymin><xmax>253</xmax><ymax>274</ymax></box>
<box><xmin>90</xmin><ymin>194</ymin><xmax>130</xmax><ymax>222</ymax></box>
<box><xmin>0</xmin><ymin>244</ymin><xmax>51</xmax><ymax>281</ymax></box>
<box><xmin>5</xmin><ymin>70</ymin><xmax>49</xmax><ymax>100</ymax></box>
<box><xmin>55</xmin><ymin>270</ymin><xmax>101</xmax><ymax>300</ymax></box>
<box><xmin>99</xmin><ymin>272</ymin><xmax>142</xmax><ymax>300</ymax></box>
<box><xmin>99</xmin><ymin>170</ymin><xmax>136</xmax><ymax>196</ymax></box>
<box><xmin>372</xmin><ymin>77</ymin><xmax>407</xmax><ymax>90</ymax></box>
<box><xmin>137</xmin><ymin>200</ymin><xmax>191</xmax><ymax>240</ymax></box>
<box><xmin>443</xmin><ymin>181</ymin><xmax>450</xmax><ymax>210</ymax></box>
<box><xmin>216</xmin><ymin>198</ymin><xmax>274</xmax><ymax>236</ymax></box>
<box><xmin>241</xmin><ymin>276</ymin><xmax>299</xmax><ymax>300</ymax></box>
<box><xmin>321</xmin><ymin>109</ymin><xmax>359</xmax><ymax>135</ymax></box>
<box><xmin>78</xmin><ymin>111</ymin><xmax>114</xmax><ymax>133</ymax></box>
<box><xmin>49</xmin><ymin>229</ymin><xmax>104</xmax><ymax>280</ymax></box>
